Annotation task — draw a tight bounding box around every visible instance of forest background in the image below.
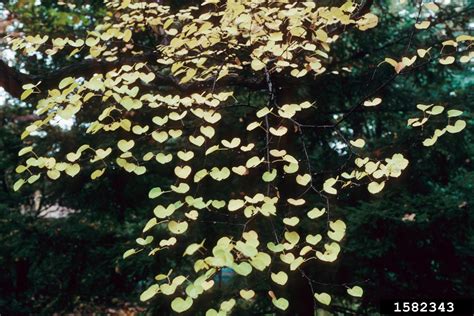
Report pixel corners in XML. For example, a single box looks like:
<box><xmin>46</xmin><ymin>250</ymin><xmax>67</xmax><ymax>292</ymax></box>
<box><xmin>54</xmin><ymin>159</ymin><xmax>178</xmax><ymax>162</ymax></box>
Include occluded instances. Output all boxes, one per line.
<box><xmin>0</xmin><ymin>0</ymin><xmax>472</xmax><ymax>314</ymax></box>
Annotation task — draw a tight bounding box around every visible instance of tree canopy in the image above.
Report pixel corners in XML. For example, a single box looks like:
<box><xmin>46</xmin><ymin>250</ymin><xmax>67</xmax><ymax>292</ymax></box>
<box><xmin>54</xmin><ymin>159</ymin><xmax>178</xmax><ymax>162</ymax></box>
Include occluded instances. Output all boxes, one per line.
<box><xmin>1</xmin><ymin>0</ymin><xmax>472</xmax><ymax>314</ymax></box>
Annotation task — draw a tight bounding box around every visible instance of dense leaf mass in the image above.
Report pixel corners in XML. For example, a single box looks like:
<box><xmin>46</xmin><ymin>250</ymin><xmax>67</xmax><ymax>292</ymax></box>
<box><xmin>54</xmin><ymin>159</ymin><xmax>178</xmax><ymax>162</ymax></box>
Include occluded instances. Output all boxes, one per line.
<box><xmin>0</xmin><ymin>0</ymin><xmax>472</xmax><ymax>314</ymax></box>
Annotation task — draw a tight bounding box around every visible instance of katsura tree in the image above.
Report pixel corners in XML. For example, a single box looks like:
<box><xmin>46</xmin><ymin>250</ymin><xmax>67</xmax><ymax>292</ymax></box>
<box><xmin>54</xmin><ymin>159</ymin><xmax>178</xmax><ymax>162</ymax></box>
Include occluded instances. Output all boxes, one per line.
<box><xmin>5</xmin><ymin>0</ymin><xmax>471</xmax><ymax>314</ymax></box>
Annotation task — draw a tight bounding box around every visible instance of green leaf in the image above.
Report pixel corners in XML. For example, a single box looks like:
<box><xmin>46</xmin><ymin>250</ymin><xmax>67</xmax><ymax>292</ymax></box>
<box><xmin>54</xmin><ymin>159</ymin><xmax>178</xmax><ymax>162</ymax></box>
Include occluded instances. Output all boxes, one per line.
<box><xmin>171</xmin><ymin>296</ymin><xmax>193</xmax><ymax>313</ymax></box>
<box><xmin>262</xmin><ymin>169</ymin><xmax>277</xmax><ymax>182</ymax></box>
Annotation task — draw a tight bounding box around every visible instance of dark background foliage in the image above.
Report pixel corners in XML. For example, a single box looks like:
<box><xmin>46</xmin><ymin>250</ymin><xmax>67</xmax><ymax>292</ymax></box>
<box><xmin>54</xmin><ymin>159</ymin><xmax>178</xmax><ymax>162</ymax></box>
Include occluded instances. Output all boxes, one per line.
<box><xmin>0</xmin><ymin>0</ymin><xmax>472</xmax><ymax>314</ymax></box>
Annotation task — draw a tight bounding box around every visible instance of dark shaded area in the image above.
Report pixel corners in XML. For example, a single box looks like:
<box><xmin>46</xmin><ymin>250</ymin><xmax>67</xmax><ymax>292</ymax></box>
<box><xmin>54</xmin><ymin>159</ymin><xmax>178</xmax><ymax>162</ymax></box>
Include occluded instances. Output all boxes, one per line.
<box><xmin>0</xmin><ymin>0</ymin><xmax>472</xmax><ymax>315</ymax></box>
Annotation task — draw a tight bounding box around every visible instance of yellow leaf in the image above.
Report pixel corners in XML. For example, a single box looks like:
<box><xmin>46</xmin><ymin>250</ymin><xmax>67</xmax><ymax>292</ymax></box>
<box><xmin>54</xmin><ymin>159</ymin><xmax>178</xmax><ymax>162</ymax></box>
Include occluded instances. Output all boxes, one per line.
<box><xmin>423</xmin><ymin>135</ymin><xmax>438</xmax><ymax>147</ymax></box>
<box><xmin>13</xmin><ymin>179</ymin><xmax>25</xmax><ymax>191</ymax></box>
<box><xmin>347</xmin><ymin>286</ymin><xmax>364</xmax><ymax>297</ymax></box>
<box><xmin>417</xmin><ymin>48</ymin><xmax>431</xmax><ymax>58</ymax></box>
<box><xmin>168</xmin><ymin>129</ymin><xmax>182</xmax><ymax>138</ymax></box>
<box><xmin>91</xmin><ymin>168</ymin><xmax>105</xmax><ymax>180</ymax></box>
<box><xmin>323</xmin><ymin>177</ymin><xmax>338</xmax><ymax>195</ymax></box>
<box><xmin>251</xmin><ymin>59</ymin><xmax>265</xmax><ymax>71</ymax></box>
<box><xmin>256</xmin><ymin>107</ymin><xmax>271</xmax><ymax>118</ymax></box>
<box><xmin>65</xmin><ymin>164</ymin><xmax>80</xmax><ymax>177</ymax></box>
<box><xmin>117</xmin><ymin>139</ymin><xmax>135</xmax><ymax>152</ymax></box>
<box><xmin>350</xmin><ymin>138</ymin><xmax>366</xmax><ymax>148</ymax></box>
<box><xmin>85</xmin><ymin>36</ymin><xmax>99</xmax><ymax>47</ymax></box>
<box><xmin>143</xmin><ymin>218</ymin><xmax>158</xmax><ymax>232</ymax></box>
<box><xmin>315</xmin><ymin>292</ymin><xmax>331</xmax><ymax>305</ymax></box>
<box><xmin>58</xmin><ymin>76</ymin><xmax>75</xmax><ymax>89</ymax></box>
<box><xmin>439</xmin><ymin>56</ymin><xmax>455</xmax><ymax>65</ymax></box>
<box><xmin>283</xmin><ymin>217</ymin><xmax>299</xmax><ymax>226</ymax></box>
<box><xmin>290</xmin><ymin>68</ymin><xmax>307</xmax><ymax>78</ymax></box>
<box><xmin>123</xmin><ymin>248</ymin><xmax>140</xmax><ymax>259</ymax></box>
<box><xmin>232</xmin><ymin>166</ymin><xmax>248</xmax><ymax>176</ymax></box>
<box><xmin>447</xmin><ymin>110</ymin><xmax>463</xmax><ymax>118</ymax></box>
<box><xmin>180</xmin><ymin>68</ymin><xmax>197</xmax><ymax>84</ymax></box>
<box><xmin>415</xmin><ymin>21</ymin><xmax>430</xmax><ymax>30</ymax></box>
<box><xmin>424</xmin><ymin>2</ymin><xmax>439</xmax><ymax>11</ymax></box>
<box><xmin>200</xmin><ymin>125</ymin><xmax>215</xmax><ymax>138</ymax></box>
<box><xmin>47</xmin><ymin>170</ymin><xmax>61</xmax><ymax>180</ymax></box>
<box><xmin>183</xmin><ymin>240</ymin><xmax>205</xmax><ymax>256</ymax></box>
<box><xmin>189</xmin><ymin>135</ymin><xmax>205</xmax><ymax>147</ymax></box>
<box><xmin>287</xmin><ymin>198</ymin><xmax>305</xmax><ymax>206</ymax></box>
<box><xmin>284</xmin><ymin>231</ymin><xmax>300</xmax><ymax>244</ymax></box>
<box><xmin>368</xmin><ymin>181</ymin><xmax>385</xmax><ymax>194</ymax></box>
<box><xmin>154</xmin><ymin>204</ymin><xmax>176</xmax><ymax>218</ymax></box>
<box><xmin>306</xmin><ymin>234</ymin><xmax>322</xmax><ymax>245</ymax></box>
<box><xmin>307</xmin><ymin>207</ymin><xmax>325</xmax><ymax>219</ymax></box>
<box><xmin>171</xmin><ymin>297</ymin><xmax>193</xmax><ymax>313</ymax></box>
<box><xmin>174</xmin><ymin>165</ymin><xmax>192</xmax><ymax>179</ymax></box>
<box><xmin>177</xmin><ymin>151</ymin><xmax>194</xmax><ymax>161</ymax></box>
<box><xmin>21</xmin><ymin>89</ymin><xmax>34</xmax><ymax>101</ymax></box>
<box><xmin>358</xmin><ymin>13</ymin><xmax>378</xmax><ymax>31</ymax></box>
<box><xmin>272</xmin><ymin>297</ymin><xmax>289</xmax><ymax>311</ymax></box>
<box><xmin>221</xmin><ymin>138</ymin><xmax>241</xmax><ymax>148</ymax></box>
<box><xmin>269</xmin><ymin>126</ymin><xmax>288</xmax><ymax>136</ymax></box>
<box><xmin>168</xmin><ymin>221</ymin><xmax>189</xmax><ymax>234</ymax></box>
<box><xmin>228</xmin><ymin>199</ymin><xmax>245</xmax><ymax>211</ymax></box>
<box><xmin>239</xmin><ymin>289</ymin><xmax>255</xmax><ymax>300</ymax></box>
<box><xmin>363</xmin><ymin>97</ymin><xmax>382</xmax><ymax>107</ymax></box>
<box><xmin>220</xmin><ymin>299</ymin><xmax>236</xmax><ymax>312</ymax></box>
<box><xmin>328</xmin><ymin>219</ymin><xmax>346</xmax><ymax>241</ymax></box>
<box><xmin>446</xmin><ymin>120</ymin><xmax>466</xmax><ymax>134</ymax></box>
<box><xmin>152</xmin><ymin>131</ymin><xmax>169</xmax><ymax>143</ymax></box>
<box><xmin>18</xmin><ymin>146</ymin><xmax>33</xmax><ymax>157</ymax></box>
<box><xmin>271</xmin><ymin>271</ymin><xmax>288</xmax><ymax>286</ymax></box>
<box><xmin>140</xmin><ymin>284</ymin><xmax>159</xmax><ymax>301</ymax></box>
<box><xmin>156</xmin><ymin>153</ymin><xmax>172</xmax><ymax>164</ymax></box>
<box><xmin>123</xmin><ymin>29</ymin><xmax>133</xmax><ymax>42</ymax></box>
<box><xmin>426</xmin><ymin>105</ymin><xmax>444</xmax><ymax>115</ymax></box>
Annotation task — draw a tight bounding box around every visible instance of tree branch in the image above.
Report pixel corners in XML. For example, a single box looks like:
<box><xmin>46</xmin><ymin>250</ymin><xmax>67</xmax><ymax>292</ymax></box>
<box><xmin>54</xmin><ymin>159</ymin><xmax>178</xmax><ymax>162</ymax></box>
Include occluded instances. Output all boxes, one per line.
<box><xmin>0</xmin><ymin>58</ymin><xmax>30</xmax><ymax>98</ymax></box>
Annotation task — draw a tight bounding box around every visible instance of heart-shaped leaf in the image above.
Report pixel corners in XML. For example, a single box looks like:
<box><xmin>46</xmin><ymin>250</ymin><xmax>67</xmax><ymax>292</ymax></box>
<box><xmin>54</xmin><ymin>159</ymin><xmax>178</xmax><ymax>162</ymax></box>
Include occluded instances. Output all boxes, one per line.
<box><xmin>315</xmin><ymin>292</ymin><xmax>331</xmax><ymax>305</ymax></box>
<box><xmin>272</xmin><ymin>297</ymin><xmax>289</xmax><ymax>311</ymax></box>
<box><xmin>175</xmin><ymin>165</ymin><xmax>192</xmax><ymax>179</ymax></box>
<box><xmin>168</xmin><ymin>221</ymin><xmax>188</xmax><ymax>234</ymax></box>
<box><xmin>262</xmin><ymin>169</ymin><xmax>277</xmax><ymax>182</ymax></box>
<box><xmin>347</xmin><ymin>286</ymin><xmax>364</xmax><ymax>297</ymax></box>
<box><xmin>306</xmin><ymin>234</ymin><xmax>322</xmax><ymax>245</ymax></box>
<box><xmin>171</xmin><ymin>296</ymin><xmax>193</xmax><ymax>313</ymax></box>
<box><xmin>368</xmin><ymin>181</ymin><xmax>385</xmax><ymax>194</ymax></box>
<box><xmin>307</xmin><ymin>207</ymin><xmax>325</xmax><ymax>219</ymax></box>
<box><xmin>282</xmin><ymin>217</ymin><xmax>299</xmax><ymax>226</ymax></box>
<box><xmin>271</xmin><ymin>271</ymin><xmax>288</xmax><ymax>285</ymax></box>
<box><xmin>117</xmin><ymin>139</ymin><xmax>135</xmax><ymax>152</ymax></box>
<box><xmin>296</xmin><ymin>173</ymin><xmax>311</xmax><ymax>186</ymax></box>
<box><xmin>239</xmin><ymin>289</ymin><xmax>255</xmax><ymax>300</ymax></box>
